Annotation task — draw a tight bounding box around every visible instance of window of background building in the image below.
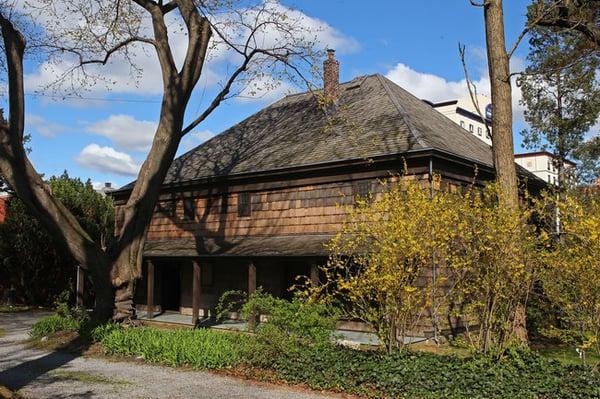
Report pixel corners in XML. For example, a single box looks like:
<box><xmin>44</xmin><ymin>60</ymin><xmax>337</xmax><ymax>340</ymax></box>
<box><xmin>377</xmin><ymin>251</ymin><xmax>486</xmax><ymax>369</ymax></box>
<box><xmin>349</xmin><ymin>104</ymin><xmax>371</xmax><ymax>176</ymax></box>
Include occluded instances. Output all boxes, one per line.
<box><xmin>548</xmin><ymin>175</ymin><xmax>551</xmax><ymax>183</ymax></box>
<box><xmin>469</xmin><ymin>124</ymin><xmax>474</xmax><ymax>133</ymax></box>
<box><xmin>460</xmin><ymin>120</ymin><xmax>465</xmax><ymax>128</ymax></box>
<box><xmin>477</xmin><ymin>127</ymin><xmax>482</xmax><ymax>136</ymax></box>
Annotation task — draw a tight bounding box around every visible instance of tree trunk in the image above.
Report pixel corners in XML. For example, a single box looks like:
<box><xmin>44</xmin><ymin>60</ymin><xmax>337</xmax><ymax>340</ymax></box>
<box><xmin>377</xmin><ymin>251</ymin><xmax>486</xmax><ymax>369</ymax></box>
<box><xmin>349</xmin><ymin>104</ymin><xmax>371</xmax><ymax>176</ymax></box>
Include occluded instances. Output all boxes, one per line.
<box><xmin>484</xmin><ymin>0</ymin><xmax>519</xmax><ymax>209</ymax></box>
<box><xmin>483</xmin><ymin>0</ymin><xmax>528</xmax><ymax>345</ymax></box>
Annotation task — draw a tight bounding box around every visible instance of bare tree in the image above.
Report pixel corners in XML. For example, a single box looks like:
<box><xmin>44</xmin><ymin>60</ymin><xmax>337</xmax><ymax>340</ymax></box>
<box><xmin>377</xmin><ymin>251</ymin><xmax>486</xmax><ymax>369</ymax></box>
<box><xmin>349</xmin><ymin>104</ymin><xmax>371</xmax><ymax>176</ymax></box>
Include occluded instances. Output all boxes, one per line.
<box><xmin>0</xmin><ymin>0</ymin><xmax>320</xmax><ymax>321</ymax></box>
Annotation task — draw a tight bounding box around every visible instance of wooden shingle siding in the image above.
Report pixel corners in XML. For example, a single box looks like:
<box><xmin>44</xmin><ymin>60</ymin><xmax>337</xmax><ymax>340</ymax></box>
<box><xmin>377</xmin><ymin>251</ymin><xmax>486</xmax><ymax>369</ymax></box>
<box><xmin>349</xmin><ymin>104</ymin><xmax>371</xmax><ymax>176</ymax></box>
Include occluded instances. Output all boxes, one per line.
<box><xmin>136</xmin><ymin>175</ymin><xmax>429</xmax><ymax>241</ymax></box>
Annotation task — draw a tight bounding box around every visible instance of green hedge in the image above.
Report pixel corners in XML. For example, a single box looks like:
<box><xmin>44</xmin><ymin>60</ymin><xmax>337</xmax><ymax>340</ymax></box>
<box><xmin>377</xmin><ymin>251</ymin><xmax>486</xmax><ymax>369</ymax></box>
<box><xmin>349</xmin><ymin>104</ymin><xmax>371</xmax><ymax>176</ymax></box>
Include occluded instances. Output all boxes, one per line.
<box><xmin>272</xmin><ymin>345</ymin><xmax>600</xmax><ymax>398</ymax></box>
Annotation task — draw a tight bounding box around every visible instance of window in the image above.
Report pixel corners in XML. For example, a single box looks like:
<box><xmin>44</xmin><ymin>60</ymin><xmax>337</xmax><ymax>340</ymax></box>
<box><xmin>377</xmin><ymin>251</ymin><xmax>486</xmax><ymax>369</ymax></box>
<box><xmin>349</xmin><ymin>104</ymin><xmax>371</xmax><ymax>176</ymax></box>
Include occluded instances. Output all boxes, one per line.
<box><xmin>548</xmin><ymin>175</ymin><xmax>551</xmax><ymax>183</ymax></box>
<box><xmin>238</xmin><ymin>192</ymin><xmax>251</xmax><ymax>217</ymax></box>
<box><xmin>460</xmin><ymin>120</ymin><xmax>465</xmax><ymax>128</ymax></box>
<box><xmin>183</xmin><ymin>198</ymin><xmax>196</xmax><ymax>221</ymax></box>
<box><xmin>477</xmin><ymin>127</ymin><xmax>482</xmax><ymax>136</ymax></box>
<box><xmin>547</xmin><ymin>160</ymin><xmax>551</xmax><ymax>171</ymax></box>
<box><xmin>469</xmin><ymin>124</ymin><xmax>474</xmax><ymax>133</ymax></box>
<box><xmin>356</xmin><ymin>181</ymin><xmax>370</xmax><ymax>198</ymax></box>
<box><xmin>553</xmin><ymin>176</ymin><xmax>557</xmax><ymax>185</ymax></box>
<box><xmin>156</xmin><ymin>200</ymin><xmax>176</xmax><ymax>218</ymax></box>
<box><xmin>353</xmin><ymin>181</ymin><xmax>371</xmax><ymax>205</ymax></box>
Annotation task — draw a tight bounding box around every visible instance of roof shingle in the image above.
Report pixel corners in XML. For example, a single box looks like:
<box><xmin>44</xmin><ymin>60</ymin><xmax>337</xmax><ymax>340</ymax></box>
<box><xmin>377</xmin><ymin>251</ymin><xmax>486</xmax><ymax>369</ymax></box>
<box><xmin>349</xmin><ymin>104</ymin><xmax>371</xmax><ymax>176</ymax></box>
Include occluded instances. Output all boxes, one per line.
<box><xmin>158</xmin><ymin>74</ymin><xmax>495</xmax><ymax>186</ymax></box>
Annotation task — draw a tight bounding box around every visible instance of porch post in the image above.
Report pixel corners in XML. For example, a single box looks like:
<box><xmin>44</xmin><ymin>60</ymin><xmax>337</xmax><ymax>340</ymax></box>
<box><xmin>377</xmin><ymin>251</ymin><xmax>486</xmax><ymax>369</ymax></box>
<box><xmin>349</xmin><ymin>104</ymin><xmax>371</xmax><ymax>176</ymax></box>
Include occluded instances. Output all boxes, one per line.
<box><xmin>192</xmin><ymin>259</ymin><xmax>201</xmax><ymax>326</ymax></box>
<box><xmin>309</xmin><ymin>260</ymin><xmax>320</xmax><ymax>287</ymax></box>
<box><xmin>247</xmin><ymin>260</ymin><xmax>257</xmax><ymax>332</ymax></box>
<box><xmin>248</xmin><ymin>260</ymin><xmax>257</xmax><ymax>294</ymax></box>
<box><xmin>147</xmin><ymin>259</ymin><xmax>155</xmax><ymax>319</ymax></box>
<box><xmin>76</xmin><ymin>265</ymin><xmax>85</xmax><ymax>308</ymax></box>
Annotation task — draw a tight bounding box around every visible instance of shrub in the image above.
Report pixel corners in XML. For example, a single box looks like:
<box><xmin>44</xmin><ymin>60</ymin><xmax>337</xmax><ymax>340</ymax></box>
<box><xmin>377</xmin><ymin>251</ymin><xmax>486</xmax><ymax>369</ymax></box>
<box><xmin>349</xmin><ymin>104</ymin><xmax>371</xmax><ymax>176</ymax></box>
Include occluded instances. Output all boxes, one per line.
<box><xmin>224</xmin><ymin>289</ymin><xmax>339</xmax><ymax>366</ymax></box>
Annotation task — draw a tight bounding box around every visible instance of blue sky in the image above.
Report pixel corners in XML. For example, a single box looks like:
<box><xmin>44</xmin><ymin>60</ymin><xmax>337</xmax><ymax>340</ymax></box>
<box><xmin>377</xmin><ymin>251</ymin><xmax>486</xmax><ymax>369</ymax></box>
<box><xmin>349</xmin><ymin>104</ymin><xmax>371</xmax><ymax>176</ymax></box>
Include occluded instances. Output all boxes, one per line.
<box><xmin>20</xmin><ymin>0</ymin><xmax>548</xmax><ymax>188</ymax></box>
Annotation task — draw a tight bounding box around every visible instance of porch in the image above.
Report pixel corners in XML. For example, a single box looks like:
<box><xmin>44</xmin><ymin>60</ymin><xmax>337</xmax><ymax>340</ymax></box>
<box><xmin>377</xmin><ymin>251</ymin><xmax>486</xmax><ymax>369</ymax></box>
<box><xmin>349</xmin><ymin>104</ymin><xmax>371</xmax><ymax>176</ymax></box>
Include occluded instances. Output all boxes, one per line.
<box><xmin>137</xmin><ymin>255</ymin><xmax>322</xmax><ymax>326</ymax></box>
<box><xmin>136</xmin><ymin>310</ymin><xmax>427</xmax><ymax>347</ymax></box>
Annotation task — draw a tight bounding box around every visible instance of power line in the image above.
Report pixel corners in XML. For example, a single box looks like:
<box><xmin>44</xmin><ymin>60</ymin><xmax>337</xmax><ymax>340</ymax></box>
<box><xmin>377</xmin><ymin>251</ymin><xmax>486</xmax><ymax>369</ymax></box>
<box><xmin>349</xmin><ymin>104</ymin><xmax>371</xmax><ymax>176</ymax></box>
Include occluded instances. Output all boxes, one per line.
<box><xmin>24</xmin><ymin>92</ymin><xmax>162</xmax><ymax>104</ymax></box>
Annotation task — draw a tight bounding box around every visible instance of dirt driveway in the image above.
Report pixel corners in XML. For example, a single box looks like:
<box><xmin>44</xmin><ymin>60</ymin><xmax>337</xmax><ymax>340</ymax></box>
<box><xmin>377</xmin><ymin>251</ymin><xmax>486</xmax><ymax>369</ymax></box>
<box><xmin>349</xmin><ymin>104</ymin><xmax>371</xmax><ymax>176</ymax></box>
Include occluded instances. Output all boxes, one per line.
<box><xmin>0</xmin><ymin>312</ymin><xmax>344</xmax><ymax>399</ymax></box>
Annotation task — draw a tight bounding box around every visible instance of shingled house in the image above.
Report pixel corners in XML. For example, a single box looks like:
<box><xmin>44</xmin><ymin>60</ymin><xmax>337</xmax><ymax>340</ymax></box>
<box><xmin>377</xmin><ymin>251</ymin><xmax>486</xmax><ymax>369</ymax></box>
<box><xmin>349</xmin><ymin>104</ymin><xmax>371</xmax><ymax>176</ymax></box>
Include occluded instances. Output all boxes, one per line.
<box><xmin>110</xmin><ymin>50</ymin><xmax>544</xmax><ymax>328</ymax></box>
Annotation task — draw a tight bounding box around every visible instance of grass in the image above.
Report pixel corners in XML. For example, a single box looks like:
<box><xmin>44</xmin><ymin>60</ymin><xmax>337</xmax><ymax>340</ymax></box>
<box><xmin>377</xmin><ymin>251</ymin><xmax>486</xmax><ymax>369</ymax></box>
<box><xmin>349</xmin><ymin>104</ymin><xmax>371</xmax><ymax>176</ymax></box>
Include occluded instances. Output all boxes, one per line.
<box><xmin>535</xmin><ymin>346</ymin><xmax>600</xmax><ymax>366</ymax></box>
<box><xmin>48</xmin><ymin>370</ymin><xmax>129</xmax><ymax>385</ymax></box>
<box><xmin>100</xmin><ymin>326</ymin><xmax>250</xmax><ymax>369</ymax></box>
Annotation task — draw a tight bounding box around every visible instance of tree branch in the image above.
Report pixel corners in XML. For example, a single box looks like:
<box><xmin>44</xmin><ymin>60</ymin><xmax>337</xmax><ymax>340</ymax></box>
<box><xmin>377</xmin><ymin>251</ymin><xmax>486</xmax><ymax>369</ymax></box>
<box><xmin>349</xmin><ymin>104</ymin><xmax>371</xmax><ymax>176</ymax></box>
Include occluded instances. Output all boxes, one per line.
<box><xmin>459</xmin><ymin>43</ymin><xmax>492</xmax><ymax>139</ymax></box>
<box><xmin>0</xmin><ymin>11</ymin><xmax>105</xmax><ymax>269</ymax></box>
<box><xmin>181</xmin><ymin>50</ymin><xmax>255</xmax><ymax>137</ymax></box>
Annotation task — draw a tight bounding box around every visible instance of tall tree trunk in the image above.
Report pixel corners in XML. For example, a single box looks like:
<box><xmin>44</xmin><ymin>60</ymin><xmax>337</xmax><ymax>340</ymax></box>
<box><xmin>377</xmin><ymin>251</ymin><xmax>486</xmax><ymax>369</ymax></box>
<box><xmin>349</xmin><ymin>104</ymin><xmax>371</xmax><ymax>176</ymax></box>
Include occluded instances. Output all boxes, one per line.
<box><xmin>108</xmin><ymin>4</ymin><xmax>212</xmax><ymax>321</ymax></box>
<box><xmin>484</xmin><ymin>0</ymin><xmax>519</xmax><ymax>208</ymax></box>
<box><xmin>483</xmin><ymin>0</ymin><xmax>528</xmax><ymax>344</ymax></box>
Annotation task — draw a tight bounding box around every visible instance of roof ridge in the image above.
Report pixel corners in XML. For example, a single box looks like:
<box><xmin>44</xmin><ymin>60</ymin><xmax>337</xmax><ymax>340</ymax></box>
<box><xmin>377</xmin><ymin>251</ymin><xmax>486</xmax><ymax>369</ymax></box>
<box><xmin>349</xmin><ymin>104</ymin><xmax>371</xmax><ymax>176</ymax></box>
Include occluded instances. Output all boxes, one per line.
<box><xmin>375</xmin><ymin>74</ymin><xmax>428</xmax><ymax>149</ymax></box>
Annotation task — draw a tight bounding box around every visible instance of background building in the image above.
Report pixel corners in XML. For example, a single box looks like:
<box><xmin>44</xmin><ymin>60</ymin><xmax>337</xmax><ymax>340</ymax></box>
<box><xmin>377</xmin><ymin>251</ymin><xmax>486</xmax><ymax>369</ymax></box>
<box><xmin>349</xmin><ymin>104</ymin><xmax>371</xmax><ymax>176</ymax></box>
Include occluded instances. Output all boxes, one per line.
<box><xmin>427</xmin><ymin>95</ymin><xmax>577</xmax><ymax>186</ymax></box>
<box><xmin>428</xmin><ymin>95</ymin><xmax>493</xmax><ymax>146</ymax></box>
<box><xmin>515</xmin><ymin>151</ymin><xmax>576</xmax><ymax>186</ymax></box>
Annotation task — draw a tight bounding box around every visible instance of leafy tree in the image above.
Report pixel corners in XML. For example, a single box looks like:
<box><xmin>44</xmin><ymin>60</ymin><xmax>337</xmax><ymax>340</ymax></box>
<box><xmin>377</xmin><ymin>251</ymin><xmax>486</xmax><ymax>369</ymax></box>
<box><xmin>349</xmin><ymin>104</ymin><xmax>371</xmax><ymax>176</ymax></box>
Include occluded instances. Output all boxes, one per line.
<box><xmin>573</xmin><ymin>136</ymin><xmax>600</xmax><ymax>184</ymax></box>
<box><xmin>533</xmin><ymin>0</ymin><xmax>600</xmax><ymax>50</ymax></box>
<box><xmin>0</xmin><ymin>172</ymin><xmax>114</xmax><ymax>306</ymax></box>
<box><xmin>0</xmin><ymin>1</ymin><xmax>319</xmax><ymax>320</ymax></box>
<box><xmin>536</xmin><ymin>189</ymin><xmax>600</xmax><ymax>358</ymax></box>
<box><xmin>518</xmin><ymin>26</ymin><xmax>600</xmax><ymax>188</ymax></box>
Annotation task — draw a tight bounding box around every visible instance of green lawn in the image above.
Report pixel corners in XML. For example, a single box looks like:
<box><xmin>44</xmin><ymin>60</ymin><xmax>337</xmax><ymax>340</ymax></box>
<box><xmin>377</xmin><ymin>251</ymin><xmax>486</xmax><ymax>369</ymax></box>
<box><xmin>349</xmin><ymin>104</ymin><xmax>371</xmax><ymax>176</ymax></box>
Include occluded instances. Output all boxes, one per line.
<box><xmin>535</xmin><ymin>346</ymin><xmax>600</xmax><ymax>366</ymax></box>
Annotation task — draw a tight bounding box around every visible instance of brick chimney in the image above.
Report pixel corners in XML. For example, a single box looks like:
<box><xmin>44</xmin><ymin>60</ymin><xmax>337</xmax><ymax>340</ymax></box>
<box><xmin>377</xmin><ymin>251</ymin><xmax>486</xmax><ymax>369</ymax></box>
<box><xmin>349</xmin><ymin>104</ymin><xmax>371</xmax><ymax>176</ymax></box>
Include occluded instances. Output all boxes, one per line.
<box><xmin>323</xmin><ymin>49</ymin><xmax>339</xmax><ymax>103</ymax></box>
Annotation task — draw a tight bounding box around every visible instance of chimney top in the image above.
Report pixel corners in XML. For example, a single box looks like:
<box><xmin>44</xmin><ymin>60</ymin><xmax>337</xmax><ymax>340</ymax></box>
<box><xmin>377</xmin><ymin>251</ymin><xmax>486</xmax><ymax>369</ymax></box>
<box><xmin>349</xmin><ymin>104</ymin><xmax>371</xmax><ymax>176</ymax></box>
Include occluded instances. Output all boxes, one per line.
<box><xmin>323</xmin><ymin>48</ymin><xmax>339</xmax><ymax>104</ymax></box>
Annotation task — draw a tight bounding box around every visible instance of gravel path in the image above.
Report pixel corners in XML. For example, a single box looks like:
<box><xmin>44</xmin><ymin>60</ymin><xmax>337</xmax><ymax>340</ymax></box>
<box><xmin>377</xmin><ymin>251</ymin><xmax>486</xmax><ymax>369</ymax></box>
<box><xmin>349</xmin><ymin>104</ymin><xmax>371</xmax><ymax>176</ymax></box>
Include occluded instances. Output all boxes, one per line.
<box><xmin>0</xmin><ymin>312</ymin><xmax>345</xmax><ymax>399</ymax></box>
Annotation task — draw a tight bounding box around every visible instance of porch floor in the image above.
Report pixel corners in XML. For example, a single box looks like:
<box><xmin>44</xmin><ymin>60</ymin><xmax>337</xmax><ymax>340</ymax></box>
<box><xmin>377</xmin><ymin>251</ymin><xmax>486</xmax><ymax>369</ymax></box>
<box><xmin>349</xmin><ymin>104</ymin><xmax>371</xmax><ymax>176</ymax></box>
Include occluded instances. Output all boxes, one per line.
<box><xmin>137</xmin><ymin>311</ymin><xmax>427</xmax><ymax>346</ymax></box>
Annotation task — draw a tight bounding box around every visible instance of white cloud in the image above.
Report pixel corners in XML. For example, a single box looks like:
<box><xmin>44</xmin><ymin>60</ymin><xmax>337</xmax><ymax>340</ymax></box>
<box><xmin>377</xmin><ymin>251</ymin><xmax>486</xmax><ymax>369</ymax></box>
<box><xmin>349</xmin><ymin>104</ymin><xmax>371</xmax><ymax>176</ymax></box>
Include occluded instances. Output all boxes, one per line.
<box><xmin>86</xmin><ymin>115</ymin><xmax>157</xmax><ymax>152</ymax></box>
<box><xmin>385</xmin><ymin>62</ymin><xmax>489</xmax><ymax>103</ymax></box>
<box><xmin>385</xmin><ymin>62</ymin><xmax>526</xmax><ymax>123</ymax></box>
<box><xmin>22</xmin><ymin>1</ymin><xmax>358</xmax><ymax>99</ymax></box>
<box><xmin>76</xmin><ymin>144</ymin><xmax>140</xmax><ymax>176</ymax></box>
<box><xmin>26</xmin><ymin>114</ymin><xmax>65</xmax><ymax>137</ymax></box>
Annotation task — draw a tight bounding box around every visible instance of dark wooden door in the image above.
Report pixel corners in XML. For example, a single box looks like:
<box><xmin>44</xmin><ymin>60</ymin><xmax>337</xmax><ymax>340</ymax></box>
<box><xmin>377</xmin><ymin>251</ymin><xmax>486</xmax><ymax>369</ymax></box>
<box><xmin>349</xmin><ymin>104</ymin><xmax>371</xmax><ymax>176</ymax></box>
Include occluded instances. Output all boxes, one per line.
<box><xmin>160</xmin><ymin>263</ymin><xmax>181</xmax><ymax>311</ymax></box>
